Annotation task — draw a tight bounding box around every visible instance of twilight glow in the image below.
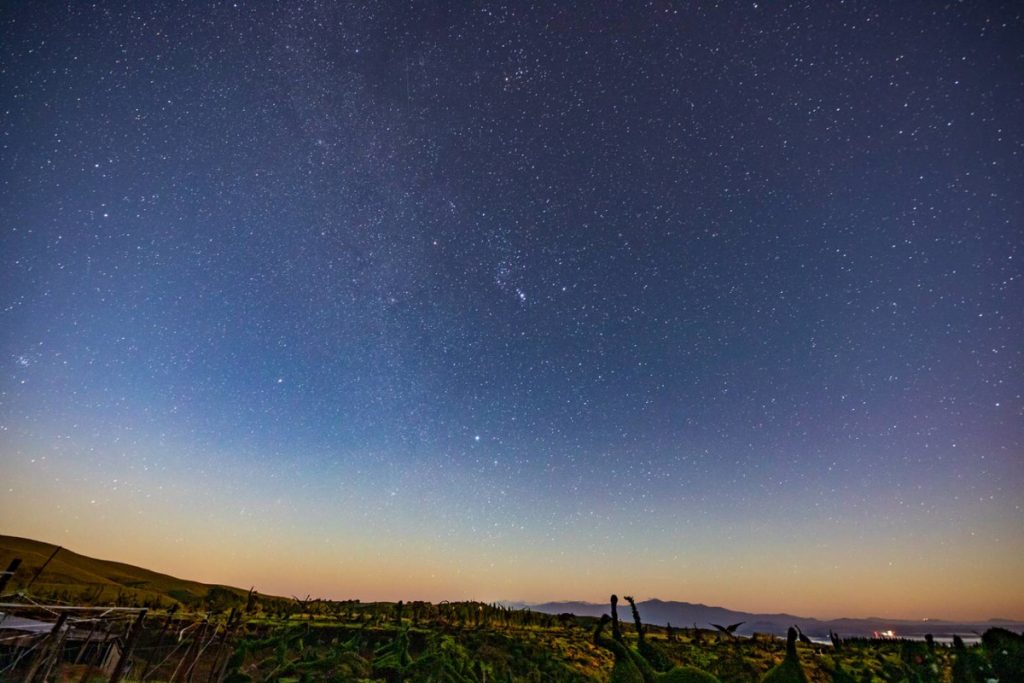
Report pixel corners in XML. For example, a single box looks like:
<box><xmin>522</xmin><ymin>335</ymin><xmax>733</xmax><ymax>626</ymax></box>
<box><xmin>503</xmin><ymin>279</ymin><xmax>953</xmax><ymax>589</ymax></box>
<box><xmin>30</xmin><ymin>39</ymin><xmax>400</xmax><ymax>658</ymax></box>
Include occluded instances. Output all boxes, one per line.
<box><xmin>1</xmin><ymin>2</ymin><xmax>1022</xmax><ymax>621</ymax></box>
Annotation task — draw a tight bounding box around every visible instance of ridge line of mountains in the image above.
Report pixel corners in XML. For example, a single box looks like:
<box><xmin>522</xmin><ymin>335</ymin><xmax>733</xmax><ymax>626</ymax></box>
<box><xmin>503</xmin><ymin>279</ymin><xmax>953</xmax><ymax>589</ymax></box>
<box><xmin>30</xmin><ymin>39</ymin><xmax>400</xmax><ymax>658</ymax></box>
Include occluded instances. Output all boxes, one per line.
<box><xmin>510</xmin><ymin>599</ymin><xmax>1023</xmax><ymax>639</ymax></box>
<box><xmin>2</xmin><ymin>535</ymin><xmax>1020</xmax><ymax>638</ymax></box>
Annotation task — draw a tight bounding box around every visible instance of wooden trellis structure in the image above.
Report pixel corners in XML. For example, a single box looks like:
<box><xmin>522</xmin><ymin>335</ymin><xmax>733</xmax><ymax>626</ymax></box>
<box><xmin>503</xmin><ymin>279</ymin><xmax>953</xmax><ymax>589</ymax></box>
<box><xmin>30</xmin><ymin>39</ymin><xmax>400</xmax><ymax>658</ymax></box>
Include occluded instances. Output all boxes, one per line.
<box><xmin>0</xmin><ymin>602</ymin><xmax>146</xmax><ymax>682</ymax></box>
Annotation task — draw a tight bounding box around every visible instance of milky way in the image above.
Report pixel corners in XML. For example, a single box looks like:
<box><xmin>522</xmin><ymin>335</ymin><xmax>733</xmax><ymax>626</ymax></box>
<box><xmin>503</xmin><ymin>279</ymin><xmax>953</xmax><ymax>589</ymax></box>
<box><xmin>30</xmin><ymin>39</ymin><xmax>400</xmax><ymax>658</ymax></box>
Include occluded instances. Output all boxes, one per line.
<box><xmin>1</xmin><ymin>3</ymin><xmax>1022</xmax><ymax>619</ymax></box>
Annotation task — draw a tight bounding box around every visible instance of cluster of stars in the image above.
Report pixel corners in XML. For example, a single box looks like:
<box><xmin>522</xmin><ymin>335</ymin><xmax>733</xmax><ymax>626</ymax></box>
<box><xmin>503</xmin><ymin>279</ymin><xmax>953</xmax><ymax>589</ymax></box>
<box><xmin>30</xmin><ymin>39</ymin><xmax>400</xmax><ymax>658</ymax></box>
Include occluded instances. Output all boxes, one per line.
<box><xmin>0</xmin><ymin>1</ymin><xmax>1021</xmax><ymax>618</ymax></box>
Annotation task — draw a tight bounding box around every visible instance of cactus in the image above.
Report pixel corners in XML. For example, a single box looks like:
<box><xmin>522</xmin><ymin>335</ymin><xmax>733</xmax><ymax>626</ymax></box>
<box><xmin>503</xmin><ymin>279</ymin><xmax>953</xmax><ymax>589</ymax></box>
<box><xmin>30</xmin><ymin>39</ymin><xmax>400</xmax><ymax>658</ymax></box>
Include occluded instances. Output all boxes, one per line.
<box><xmin>611</xmin><ymin>595</ymin><xmax>625</xmax><ymax>644</ymax></box>
<box><xmin>624</xmin><ymin>596</ymin><xmax>672</xmax><ymax>672</ymax></box>
<box><xmin>827</xmin><ymin>658</ymin><xmax>857</xmax><ymax>683</ymax></box>
<box><xmin>609</xmin><ymin>596</ymin><xmax>720</xmax><ymax>683</ymax></box>
<box><xmin>373</xmin><ymin>624</ymin><xmax>413</xmax><ymax>681</ymax></box>
<box><xmin>760</xmin><ymin>627</ymin><xmax>809</xmax><ymax>683</ymax></box>
<box><xmin>981</xmin><ymin>627</ymin><xmax>1024</xmax><ymax>683</ymax></box>
<box><xmin>404</xmin><ymin>632</ymin><xmax>479</xmax><ymax>683</ymax></box>
<box><xmin>952</xmin><ymin>634</ymin><xmax>992</xmax><ymax>683</ymax></box>
<box><xmin>594</xmin><ymin>613</ymin><xmax>646</xmax><ymax>683</ymax></box>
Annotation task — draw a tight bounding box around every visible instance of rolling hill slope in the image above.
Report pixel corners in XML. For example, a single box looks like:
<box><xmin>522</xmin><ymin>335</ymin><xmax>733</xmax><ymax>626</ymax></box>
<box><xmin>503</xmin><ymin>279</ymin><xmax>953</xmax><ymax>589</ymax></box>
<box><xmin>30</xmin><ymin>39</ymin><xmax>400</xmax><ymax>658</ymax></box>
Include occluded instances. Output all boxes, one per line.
<box><xmin>0</xmin><ymin>534</ymin><xmax>253</xmax><ymax>607</ymax></box>
<box><xmin>3</xmin><ymin>534</ymin><xmax>1022</xmax><ymax>640</ymax></box>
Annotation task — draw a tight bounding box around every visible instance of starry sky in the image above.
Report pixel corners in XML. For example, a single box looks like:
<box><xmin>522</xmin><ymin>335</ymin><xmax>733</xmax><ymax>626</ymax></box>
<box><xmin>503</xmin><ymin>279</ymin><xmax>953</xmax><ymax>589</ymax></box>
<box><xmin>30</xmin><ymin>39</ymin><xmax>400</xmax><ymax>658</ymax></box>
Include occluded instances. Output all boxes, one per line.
<box><xmin>1</xmin><ymin>2</ymin><xmax>1022</xmax><ymax>620</ymax></box>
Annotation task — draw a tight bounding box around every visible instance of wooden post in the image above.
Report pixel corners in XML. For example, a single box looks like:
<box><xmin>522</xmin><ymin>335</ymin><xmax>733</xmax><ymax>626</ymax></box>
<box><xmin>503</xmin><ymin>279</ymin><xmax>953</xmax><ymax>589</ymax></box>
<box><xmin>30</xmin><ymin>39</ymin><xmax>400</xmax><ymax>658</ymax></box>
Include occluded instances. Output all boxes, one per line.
<box><xmin>169</xmin><ymin>622</ymin><xmax>201</xmax><ymax>683</ymax></box>
<box><xmin>39</xmin><ymin>611</ymin><xmax>74</xmax><ymax>682</ymax></box>
<box><xmin>140</xmin><ymin>612</ymin><xmax>175</xmax><ymax>680</ymax></box>
<box><xmin>0</xmin><ymin>558</ymin><xmax>21</xmax><ymax>593</ymax></box>
<box><xmin>78</xmin><ymin>620</ymin><xmax>113</xmax><ymax>683</ymax></box>
<box><xmin>206</xmin><ymin>609</ymin><xmax>237</xmax><ymax>683</ymax></box>
<box><xmin>108</xmin><ymin>609</ymin><xmax>147</xmax><ymax>683</ymax></box>
<box><xmin>183</xmin><ymin>620</ymin><xmax>212</xmax><ymax>683</ymax></box>
<box><xmin>22</xmin><ymin>612</ymin><xmax>68</xmax><ymax>683</ymax></box>
<box><xmin>76</xmin><ymin>629</ymin><xmax>105</xmax><ymax>683</ymax></box>
<box><xmin>25</xmin><ymin>547</ymin><xmax>62</xmax><ymax>591</ymax></box>
<box><xmin>74</xmin><ymin>617</ymin><xmax>100</xmax><ymax>664</ymax></box>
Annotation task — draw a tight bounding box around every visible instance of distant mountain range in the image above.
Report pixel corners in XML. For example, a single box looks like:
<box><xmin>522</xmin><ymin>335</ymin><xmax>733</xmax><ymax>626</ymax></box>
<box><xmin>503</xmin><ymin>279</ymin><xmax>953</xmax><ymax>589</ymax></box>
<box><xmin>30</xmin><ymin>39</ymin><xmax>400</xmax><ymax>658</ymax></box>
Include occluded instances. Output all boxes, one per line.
<box><xmin>3</xmin><ymin>535</ymin><xmax>1020</xmax><ymax>640</ymax></box>
<box><xmin>511</xmin><ymin>599</ymin><xmax>1024</xmax><ymax>640</ymax></box>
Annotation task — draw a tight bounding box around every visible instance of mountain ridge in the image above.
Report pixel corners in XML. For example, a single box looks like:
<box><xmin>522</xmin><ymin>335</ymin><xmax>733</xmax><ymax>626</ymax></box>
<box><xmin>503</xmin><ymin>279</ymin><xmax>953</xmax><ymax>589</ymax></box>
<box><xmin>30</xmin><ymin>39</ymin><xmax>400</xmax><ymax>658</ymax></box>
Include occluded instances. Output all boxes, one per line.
<box><xmin>0</xmin><ymin>534</ymin><xmax>258</xmax><ymax>608</ymax></box>
<box><xmin>513</xmin><ymin>599</ymin><xmax>1024</xmax><ymax>639</ymax></box>
<box><xmin>3</xmin><ymin>534</ymin><xmax>1021</xmax><ymax>638</ymax></box>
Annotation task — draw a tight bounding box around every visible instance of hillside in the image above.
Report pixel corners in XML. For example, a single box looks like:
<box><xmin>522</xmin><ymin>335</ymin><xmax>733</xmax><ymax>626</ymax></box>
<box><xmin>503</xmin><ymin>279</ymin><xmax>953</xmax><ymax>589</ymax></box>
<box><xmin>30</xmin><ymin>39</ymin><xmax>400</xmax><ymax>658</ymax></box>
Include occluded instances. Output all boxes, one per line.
<box><xmin>0</xmin><ymin>534</ymin><xmax>254</xmax><ymax>608</ymax></box>
<box><xmin>2</xmin><ymin>535</ymin><xmax>1023</xmax><ymax>681</ymax></box>
<box><xmin>3</xmin><ymin>534</ymin><xmax>1021</xmax><ymax>640</ymax></box>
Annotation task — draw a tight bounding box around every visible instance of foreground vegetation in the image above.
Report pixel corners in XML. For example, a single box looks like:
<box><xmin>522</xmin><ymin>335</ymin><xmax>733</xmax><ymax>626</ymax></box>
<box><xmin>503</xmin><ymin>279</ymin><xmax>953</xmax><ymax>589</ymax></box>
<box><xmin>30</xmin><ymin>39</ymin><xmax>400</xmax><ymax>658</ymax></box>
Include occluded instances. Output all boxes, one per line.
<box><xmin>2</xmin><ymin>536</ymin><xmax>1021</xmax><ymax>682</ymax></box>
<box><xmin>3</xmin><ymin>595</ymin><xmax>1020</xmax><ymax>682</ymax></box>
<box><xmin>205</xmin><ymin>600</ymin><xmax>1020</xmax><ymax>683</ymax></box>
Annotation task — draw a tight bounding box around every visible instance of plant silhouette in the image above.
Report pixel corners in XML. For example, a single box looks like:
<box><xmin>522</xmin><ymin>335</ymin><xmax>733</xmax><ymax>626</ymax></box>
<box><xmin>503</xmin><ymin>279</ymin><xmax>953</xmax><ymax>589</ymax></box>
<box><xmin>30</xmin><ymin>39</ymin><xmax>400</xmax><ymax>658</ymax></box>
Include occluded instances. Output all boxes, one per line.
<box><xmin>760</xmin><ymin>627</ymin><xmax>809</xmax><ymax>683</ymax></box>
<box><xmin>952</xmin><ymin>634</ymin><xmax>992</xmax><ymax>683</ymax></box>
<box><xmin>624</xmin><ymin>595</ymin><xmax>673</xmax><ymax>671</ymax></box>
<box><xmin>710</xmin><ymin>621</ymin><xmax>745</xmax><ymax>639</ymax></box>
<box><xmin>981</xmin><ymin>627</ymin><xmax>1024</xmax><ymax>683</ymax></box>
<box><xmin>608</xmin><ymin>595</ymin><xmax>721</xmax><ymax>683</ymax></box>
<box><xmin>594</xmin><ymin>613</ymin><xmax>646</xmax><ymax>683</ymax></box>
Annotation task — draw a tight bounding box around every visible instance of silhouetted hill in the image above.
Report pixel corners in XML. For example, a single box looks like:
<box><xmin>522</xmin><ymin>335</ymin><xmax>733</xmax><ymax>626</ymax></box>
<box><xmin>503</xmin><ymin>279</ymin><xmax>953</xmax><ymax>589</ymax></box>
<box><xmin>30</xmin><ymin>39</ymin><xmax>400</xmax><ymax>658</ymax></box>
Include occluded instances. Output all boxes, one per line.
<box><xmin>520</xmin><ymin>599</ymin><xmax>1024</xmax><ymax>639</ymax></box>
<box><xmin>4</xmin><ymin>535</ymin><xmax>1021</xmax><ymax>640</ymax></box>
<box><xmin>0</xmin><ymin>534</ymin><xmax>256</xmax><ymax>608</ymax></box>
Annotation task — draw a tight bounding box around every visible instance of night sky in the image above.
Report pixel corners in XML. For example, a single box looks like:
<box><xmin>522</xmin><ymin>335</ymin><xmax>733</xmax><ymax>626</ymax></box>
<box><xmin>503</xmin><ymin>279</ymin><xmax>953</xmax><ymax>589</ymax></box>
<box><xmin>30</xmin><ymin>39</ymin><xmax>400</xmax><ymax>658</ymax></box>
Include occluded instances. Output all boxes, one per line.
<box><xmin>2</xmin><ymin>2</ymin><xmax>1022</xmax><ymax>620</ymax></box>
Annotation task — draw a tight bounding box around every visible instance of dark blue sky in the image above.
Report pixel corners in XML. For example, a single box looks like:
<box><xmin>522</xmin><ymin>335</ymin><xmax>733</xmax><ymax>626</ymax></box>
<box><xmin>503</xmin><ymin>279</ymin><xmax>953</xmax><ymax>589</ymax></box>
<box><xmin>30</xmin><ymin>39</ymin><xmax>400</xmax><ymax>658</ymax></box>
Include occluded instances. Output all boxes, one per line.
<box><xmin>2</xmin><ymin>2</ymin><xmax>1022</xmax><ymax>618</ymax></box>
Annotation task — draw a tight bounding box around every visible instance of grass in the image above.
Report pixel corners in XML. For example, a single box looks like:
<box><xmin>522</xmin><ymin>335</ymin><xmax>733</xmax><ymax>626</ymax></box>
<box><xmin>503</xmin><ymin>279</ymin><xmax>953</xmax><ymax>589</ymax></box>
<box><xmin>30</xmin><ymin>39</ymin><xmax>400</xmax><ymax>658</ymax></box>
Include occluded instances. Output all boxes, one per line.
<box><xmin>1</xmin><ymin>535</ymin><xmax>1009</xmax><ymax>681</ymax></box>
<box><xmin>0</xmin><ymin>534</ymin><xmax>252</xmax><ymax>608</ymax></box>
